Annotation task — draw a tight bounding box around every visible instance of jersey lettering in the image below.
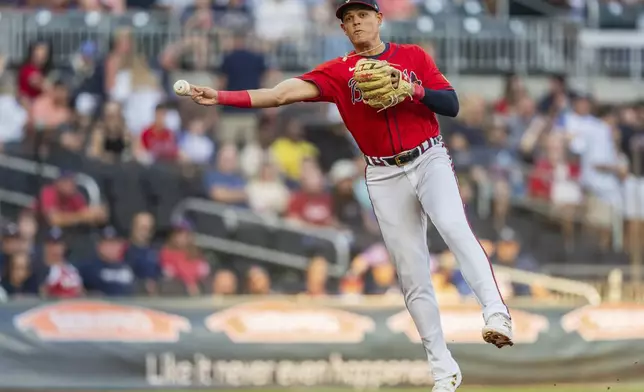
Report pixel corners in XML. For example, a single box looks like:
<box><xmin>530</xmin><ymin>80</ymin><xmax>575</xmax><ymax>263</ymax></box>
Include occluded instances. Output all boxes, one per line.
<box><xmin>348</xmin><ymin>78</ymin><xmax>363</xmax><ymax>104</ymax></box>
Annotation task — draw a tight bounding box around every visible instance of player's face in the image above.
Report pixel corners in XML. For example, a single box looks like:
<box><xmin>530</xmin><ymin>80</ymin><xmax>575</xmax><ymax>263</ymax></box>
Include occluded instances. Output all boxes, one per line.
<box><xmin>341</xmin><ymin>8</ymin><xmax>382</xmax><ymax>47</ymax></box>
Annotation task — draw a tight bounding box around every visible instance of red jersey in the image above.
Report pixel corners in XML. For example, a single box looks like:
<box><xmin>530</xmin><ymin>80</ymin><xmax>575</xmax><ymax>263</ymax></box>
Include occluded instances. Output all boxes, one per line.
<box><xmin>18</xmin><ymin>63</ymin><xmax>44</xmax><ymax>100</ymax></box>
<box><xmin>140</xmin><ymin>126</ymin><xmax>178</xmax><ymax>160</ymax></box>
<box><xmin>298</xmin><ymin>43</ymin><xmax>452</xmax><ymax>157</ymax></box>
<box><xmin>159</xmin><ymin>248</ymin><xmax>210</xmax><ymax>286</ymax></box>
<box><xmin>38</xmin><ymin>185</ymin><xmax>87</xmax><ymax>215</ymax></box>
<box><xmin>287</xmin><ymin>192</ymin><xmax>334</xmax><ymax>226</ymax></box>
<box><xmin>43</xmin><ymin>263</ymin><xmax>83</xmax><ymax>299</ymax></box>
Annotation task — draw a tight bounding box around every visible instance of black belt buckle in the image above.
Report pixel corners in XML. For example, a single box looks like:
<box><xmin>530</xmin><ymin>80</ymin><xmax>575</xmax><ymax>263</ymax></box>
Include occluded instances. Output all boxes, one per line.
<box><xmin>394</xmin><ymin>151</ymin><xmax>413</xmax><ymax>167</ymax></box>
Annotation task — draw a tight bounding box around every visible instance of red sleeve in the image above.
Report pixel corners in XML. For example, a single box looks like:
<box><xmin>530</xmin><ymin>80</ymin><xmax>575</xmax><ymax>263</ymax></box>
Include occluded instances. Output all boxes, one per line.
<box><xmin>287</xmin><ymin>193</ymin><xmax>304</xmax><ymax>217</ymax></box>
<box><xmin>140</xmin><ymin>129</ymin><xmax>152</xmax><ymax>150</ymax></box>
<box><xmin>416</xmin><ymin>45</ymin><xmax>452</xmax><ymax>91</ymax></box>
<box><xmin>296</xmin><ymin>61</ymin><xmax>338</xmax><ymax>103</ymax></box>
<box><xmin>39</xmin><ymin>186</ymin><xmax>59</xmax><ymax>214</ymax></box>
<box><xmin>159</xmin><ymin>248</ymin><xmax>176</xmax><ymax>277</ymax></box>
<box><xmin>70</xmin><ymin>193</ymin><xmax>88</xmax><ymax>211</ymax></box>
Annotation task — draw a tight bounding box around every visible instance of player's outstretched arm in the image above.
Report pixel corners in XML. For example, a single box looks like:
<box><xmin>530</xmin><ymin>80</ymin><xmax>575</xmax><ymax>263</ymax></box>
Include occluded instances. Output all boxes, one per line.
<box><xmin>186</xmin><ymin>78</ymin><xmax>320</xmax><ymax>108</ymax></box>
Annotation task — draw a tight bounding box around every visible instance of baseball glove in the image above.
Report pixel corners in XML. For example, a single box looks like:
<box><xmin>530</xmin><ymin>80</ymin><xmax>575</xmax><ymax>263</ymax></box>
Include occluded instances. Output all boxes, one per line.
<box><xmin>353</xmin><ymin>58</ymin><xmax>413</xmax><ymax>111</ymax></box>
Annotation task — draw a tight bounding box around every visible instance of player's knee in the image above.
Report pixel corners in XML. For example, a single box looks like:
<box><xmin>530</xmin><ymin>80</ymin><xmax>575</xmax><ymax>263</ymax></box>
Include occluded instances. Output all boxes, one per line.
<box><xmin>433</xmin><ymin>213</ymin><xmax>471</xmax><ymax>241</ymax></box>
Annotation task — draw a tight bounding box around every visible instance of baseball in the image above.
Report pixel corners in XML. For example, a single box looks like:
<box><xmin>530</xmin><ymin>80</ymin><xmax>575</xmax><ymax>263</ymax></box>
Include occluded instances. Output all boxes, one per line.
<box><xmin>173</xmin><ymin>80</ymin><xmax>191</xmax><ymax>96</ymax></box>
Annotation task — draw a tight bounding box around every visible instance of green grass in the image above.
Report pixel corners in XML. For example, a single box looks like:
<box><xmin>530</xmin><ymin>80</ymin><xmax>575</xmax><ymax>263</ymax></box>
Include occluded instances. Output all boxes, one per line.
<box><xmin>134</xmin><ymin>386</ymin><xmax>640</xmax><ymax>392</ymax></box>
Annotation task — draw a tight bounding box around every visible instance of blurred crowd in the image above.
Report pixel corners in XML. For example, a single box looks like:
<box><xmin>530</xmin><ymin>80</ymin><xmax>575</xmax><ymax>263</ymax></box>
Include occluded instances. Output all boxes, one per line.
<box><xmin>1</xmin><ymin>0</ymin><xmax>644</xmax><ymax>302</ymax></box>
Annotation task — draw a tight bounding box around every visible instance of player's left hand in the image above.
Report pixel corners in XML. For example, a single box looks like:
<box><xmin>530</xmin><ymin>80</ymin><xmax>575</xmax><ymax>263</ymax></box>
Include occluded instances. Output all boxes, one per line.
<box><xmin>353</xmin><ymin>59</ymin><xmax>413</xmax><ymax>111</ymax></box>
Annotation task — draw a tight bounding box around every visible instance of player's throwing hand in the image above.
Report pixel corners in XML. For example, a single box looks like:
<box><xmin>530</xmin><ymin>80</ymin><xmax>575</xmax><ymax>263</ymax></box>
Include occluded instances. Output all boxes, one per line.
<box><xmin>189</xmin><ymin>85</ymin><xmax>218</xmax><ymax>106</ymax></box>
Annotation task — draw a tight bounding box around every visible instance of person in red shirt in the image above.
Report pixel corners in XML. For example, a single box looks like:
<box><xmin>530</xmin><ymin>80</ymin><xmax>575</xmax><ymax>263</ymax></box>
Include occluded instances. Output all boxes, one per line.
<box><xmin>286</xmin><ymin>166</ymin><xmax>336</xmax><ymax>227</ymax></box>
<box><xmin>40</xmin><ymin>227</ymin><xmax>83</xmax><ymax>299</ymax></box>
<box><xmin>159</xmin><ymin>220</ymin><xmax>210</xmax><ymax>296</ymax></box>
<box><xmin>38</xmin><ymin>170</ymin><xmax>108</xmax><ymax>229</ymax></box>
<box><xmin>181</xmin><ymin>1</ymin><xmax>511</xmax><ymax>388</ymax></box>
<box><xmin>136</xmin><ymin>103</ymin><xmax>178</xmax><ymax>163</ymax></box>
<box><xmin>17</xmin><ymin>41</ymin><xmax>52</xmax><ymax>101</ymax></box>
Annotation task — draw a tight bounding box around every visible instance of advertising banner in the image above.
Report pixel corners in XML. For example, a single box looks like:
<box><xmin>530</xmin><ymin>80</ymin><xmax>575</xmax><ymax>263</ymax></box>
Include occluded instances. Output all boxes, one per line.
<box><xmin>0</xmin><ymin>299</ymin><xmax>642</xmax><ymax>389</ymax></box>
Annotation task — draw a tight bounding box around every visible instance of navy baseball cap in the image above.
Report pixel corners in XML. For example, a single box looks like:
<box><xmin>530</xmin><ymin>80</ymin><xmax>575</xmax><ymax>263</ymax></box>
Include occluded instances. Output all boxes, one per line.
<box><xmin>100</xmin><ymin>226</ymin><xmax>120</xmax><ymax>240</ymax></box>
<box><xmin>336</xmin><ymin>0</ymin><xmax>380</xmax><ymax>19</ymax></box>
<box><xmin>172</xmin><ymin>219</ymin><xmax>194</xmax><ymax>232</ymax></box>
<box><xmin>57</xmin><ymin>169</ymin><xmax>75</xmax><ymax>180</ymax></box>
<box><xmin>46</xmin><ymin>227</ymin><xmax>65</xmax><ymax>243</ymax></box>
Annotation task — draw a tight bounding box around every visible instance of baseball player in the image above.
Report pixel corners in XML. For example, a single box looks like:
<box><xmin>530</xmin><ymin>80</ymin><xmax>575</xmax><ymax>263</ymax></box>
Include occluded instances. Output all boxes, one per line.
<box><xmin>181</xmin><ymin>1</ymin><xmax>512</xmax><ymax>390</ymax></box>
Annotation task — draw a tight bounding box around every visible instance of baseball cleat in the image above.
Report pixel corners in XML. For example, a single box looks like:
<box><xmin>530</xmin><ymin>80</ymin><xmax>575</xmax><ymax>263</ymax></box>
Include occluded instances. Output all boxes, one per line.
<box><xmin>432</xmin><ymin>372</ymin><xmax>462</xmax><ymax>392</ymax></box>
<box><xmin>482</xmin><ymin>312</ymin><xmax>514</xmax><ymax>348</ymax></box>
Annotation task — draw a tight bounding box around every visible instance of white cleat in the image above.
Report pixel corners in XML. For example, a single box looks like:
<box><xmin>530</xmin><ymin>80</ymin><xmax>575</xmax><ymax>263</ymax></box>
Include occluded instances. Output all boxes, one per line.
<box><xmin>432</xmin><ymin>372</ymin><xmax>462</xmax><ymax>392</ymax></box>
<box><xmin>482</xmin><ymin>312</ymin><xmax>514</xmax><ymax>348</ymax></box>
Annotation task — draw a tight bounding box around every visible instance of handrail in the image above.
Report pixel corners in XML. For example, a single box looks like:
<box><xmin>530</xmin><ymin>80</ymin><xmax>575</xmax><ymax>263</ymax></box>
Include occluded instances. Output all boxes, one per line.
<box><xmin>494</xmin><ymin>264</ymin><xmax>602</xmax><ymax>305</ymax></box>
<box><xmin>172</xmin><ymin>198</ymin><xmax>352</xmax><ymax>277</ymax></box>
<box><xmin>0</xmin><ymin>154</ymin><xmax>101</xmax><ymax>206</ymax></box>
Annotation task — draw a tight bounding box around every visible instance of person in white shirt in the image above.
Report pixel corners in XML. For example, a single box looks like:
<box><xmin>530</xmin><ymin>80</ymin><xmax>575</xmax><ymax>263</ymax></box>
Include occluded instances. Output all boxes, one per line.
<box><xmin>179</xmin><ymin>118</ymin><xmax>215</xmax><ymax>165</ymax></box>
<box><xmin>254</xmin><ymin>0</ymin><xmax>307</xmax><ymax>43</ymax></box>
<box><xmin>560</xmin><ymin>95</ymin><xmax>624</xmax><ymax>250</ymax></box>
<box><xmin>246</xmin><ymin>157</ymin><xmax>290</xmax><ymax>217</ymax></box>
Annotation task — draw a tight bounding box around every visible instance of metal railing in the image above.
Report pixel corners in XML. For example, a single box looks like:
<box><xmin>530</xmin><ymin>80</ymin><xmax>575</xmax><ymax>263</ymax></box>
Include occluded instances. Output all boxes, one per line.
<box><xmin>0</xmin><ymin>9</ymin><xmax>619</xmax><ymax>78</ymax></box>
<box><xmin>0</xmin><ymin>153</ymin><xmax>101</xmax><ymax>212</ymax></box>
<box><xmin>172</xmin><ymin>198</ymin><xmax>352</xmax><ymax>278</ymax></box>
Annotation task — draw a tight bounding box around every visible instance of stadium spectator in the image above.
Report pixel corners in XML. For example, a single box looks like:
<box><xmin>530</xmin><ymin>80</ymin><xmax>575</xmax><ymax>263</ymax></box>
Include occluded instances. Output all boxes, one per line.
<box><xmin>37</xmin><ymin>170</ymin><xmax>108</xmax><ymax>230</ymax></box>
<box><xmin>245</xmin><ymin>265</ymin><xmax>273</xmax><ymax>295</ymax></box>
<box><xmin>0</xmin><ymin>55</ymin><xmax>28</xmax><ymax>152</ymax></box>
<box><xmin>136</xmin><ymin>103</ymin><xmax>179</xmax><ymax>164</ymax></box>
<box><xmin>537</xmin><ymin>73</ymin><xmax>574</xmax><ymax>114</ymax></box>
<box><xmin>29</xmin><ymin>81</ymin><xmax>72</xmax><ymax>135</ymax></box>
<box><xmin>492</xmin><ymin>227</ymin><xmax>541</xmax><ymax>297</ymax></box>
<box><xmin>494</xmin><ymin>73</ymin><xmax>527</xmax><ymax>117</ymax></box>
<box><xmin>330</xmin><ymin>159</ymin><xmax>379</xmax><ymax>250</ymax></box>
<box><xmin>529</xmin><ymin>132</ymin><xmax>581</xmax><ymax>251</ymax></box>
<box><xmin>17</xmin><ymin>209</ymin><xmax>38</xmax><ymax>251</ymax></box>
<box><xmin>240</xmin><ymin>115</ymin><xmax>277</xmax><ymax>178</ymax></box>
<box><xmin>506</xmin><ymin>95</ymin><xmax>537</xmax><ymax>151</ymax></box>
<box><xmin>287</xmin><ymin>164</ymin><xmax>336</xmax><ymax>227</ymax></box>
<box><xmin>271</xmin><ymin>118</ymin><xmax>319</xmax><ymax>183</ymax></box>
<box><xmin>178</xmin><ymin>118</ymin><xmax>215</xmax><ymax>165</ymax></box>
<box><xmin>255</xmin><ymin>0</ymin><xmax>307</xmax><ymax>43</ymax></box>
<box><xmin>0</xmin><ymin>252</ymin><xmax>39</xmax><ymax>298</ymax></box>
<box><xmin>64</xmin><ymin>40</ymin><xmax>103</xmax><ymax>113</ymax></box>
<box><xmin>562</xmin><ymin>94</ymin><xmax>623</xmax><ymax>251</ymax></box>
<box><xmin>350</xmin><ymin>243</ymin><xmax>399</xmax><ymax>296</ymax></box>
<box><xmin>123</xmin><ymin>212</ymin><xmax>160</xmax><ymax>295</ymax></box>
<box><xmin>87</xmin><ymin>101</ymin><xmax>132</xmax><ymax>163</ymax></box>
<box><xmin>0</xmin><ymin>223</ymin><xmax>27</xmax><ymax>270</ymax></box>
<box><xmin>17</xmin><ymin>40</ymin><xmax>52</xmax><ymax>102</ymax></box>
<box><xmin>79</xmin><ymin>226</ymin><xmax>135</xmax><ymax>297</ymax></box>
<box><xmin>40</xmin><ymin>227</ymin><xmax>84</xmax><ymax>299</ymax></box>
<box><xmin>160</xmin><ymin>220</ymin><xmax>210</xmax><ymax>296</ymax></box>
<box><xmin>377</xmin><ymin>0</ymin><xmax>419</xmax><ymax>20</ymax></box>
<box><xmin>436</xmin><ymin>250</ymin><xmax>472</xmax><ymax>298</ymax></box>
<box><xmin>211</xmin><ymin>269</ymin><xmax>238</xmax><ymax>295</ymax></box>
<box><xmin>310</xmin><ymin>119</ymin><xmax>359</xmax><ymax>173</ymax></box>
<box><xmin>204</xmin><ymin>143</ymin><xmax>248</xmax><ymax>206</ymax></box>
<box><xmin>448</xmin><ymin>94</ymin><xmax>487</xmax><ymax>146</ymax></box>
<box><xmin>303</xmin><ymin>255</ymin><xmax>333</xmax><ymax>296</ymax></box>
<box><xmin>430</xmin><ymin>265</ymin><xmax>460</xmax><ymax>301</ymax></box>
<box><xmin>213</xmin><ymin>0</ymin><xmax>253</xmax><ymax>29</ymax></box>
<box><xmin>246</xmin><ymin>158</ymin><xmax>290</xmax><ymax>217</ymax></box>
<box><xmin>218</xmin><ymin>30</ymin><xmax>273</xmax><ymax>143</ymax></box>
<box><xmin>182</xmin><ymin>0</ymin><xmax>216</xmax><ymax>32</ymax></box>
<box><xmin>619</xmin><ymin>104</ymin><xmax>644</xmax><ymax>255</ymax></box>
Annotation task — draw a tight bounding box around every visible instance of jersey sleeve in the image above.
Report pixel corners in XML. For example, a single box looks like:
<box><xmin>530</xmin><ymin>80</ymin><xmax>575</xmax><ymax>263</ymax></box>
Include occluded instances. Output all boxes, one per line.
<box><xmin>296</xmin><ymin>61</ymin><xmax>338</xmax><ymax>103</ymax></box>
<box><xmin>417</xmin><ymin>46</ymin><xmax>453</xmax><ymax>91</ymax></box>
